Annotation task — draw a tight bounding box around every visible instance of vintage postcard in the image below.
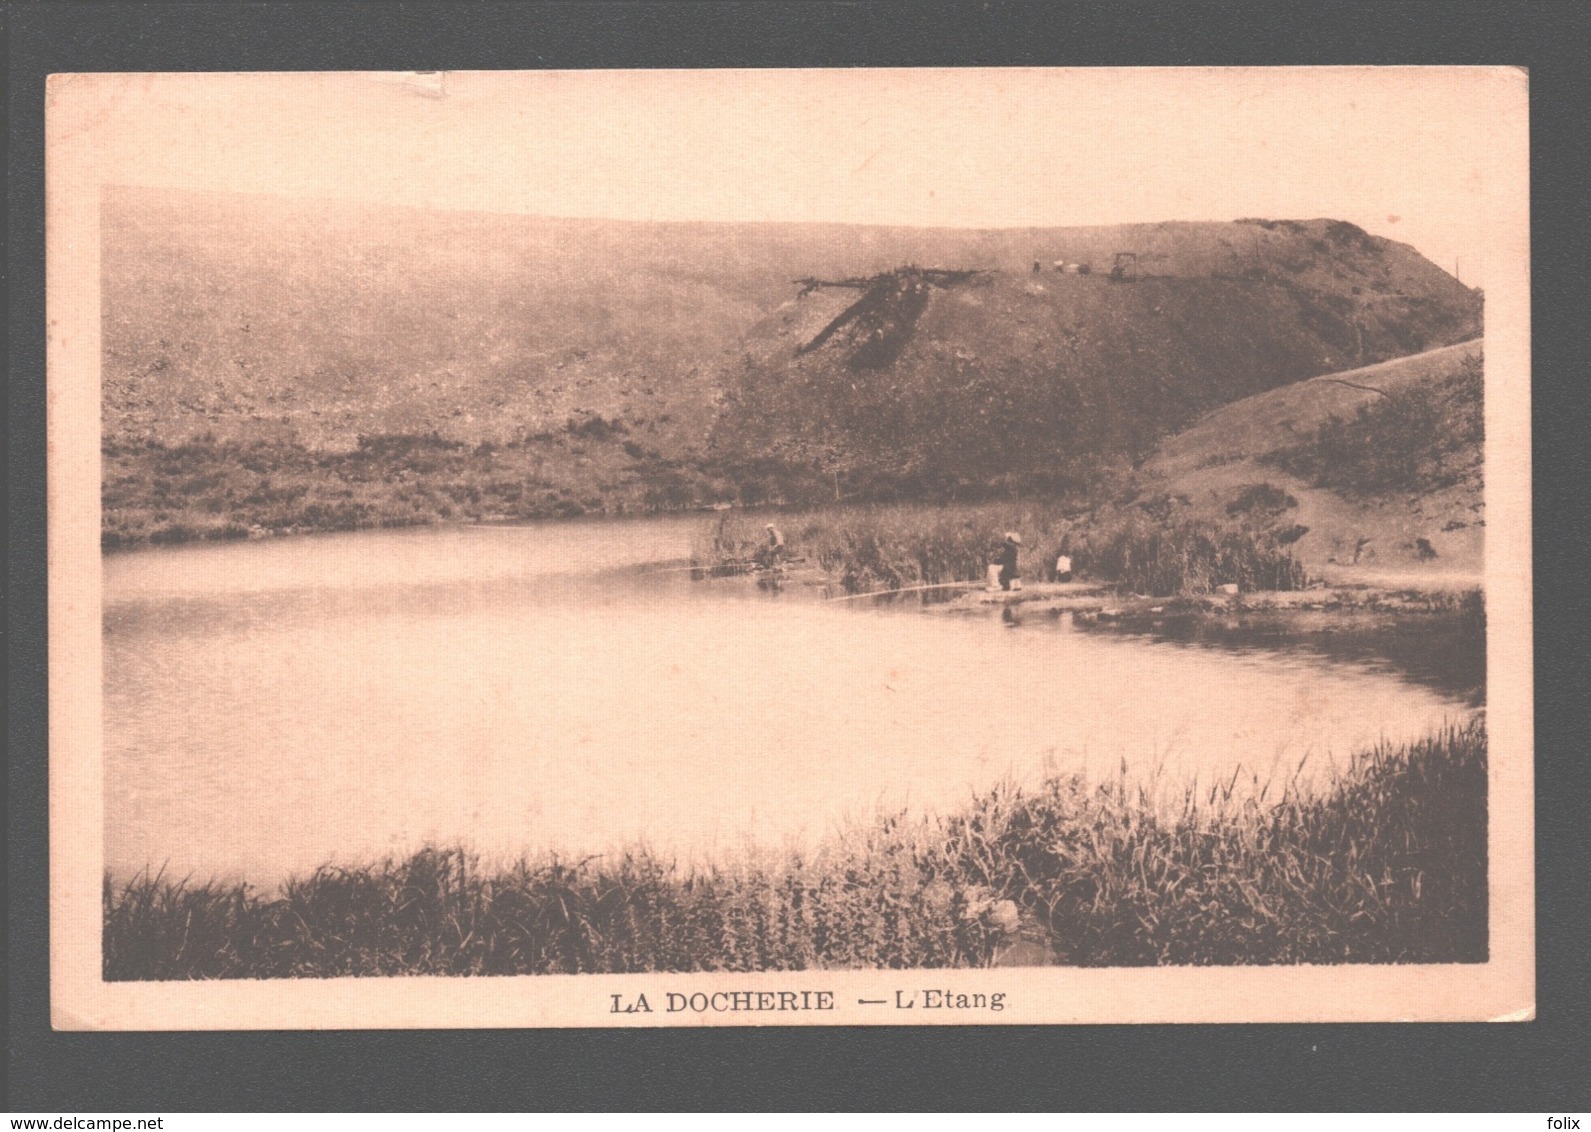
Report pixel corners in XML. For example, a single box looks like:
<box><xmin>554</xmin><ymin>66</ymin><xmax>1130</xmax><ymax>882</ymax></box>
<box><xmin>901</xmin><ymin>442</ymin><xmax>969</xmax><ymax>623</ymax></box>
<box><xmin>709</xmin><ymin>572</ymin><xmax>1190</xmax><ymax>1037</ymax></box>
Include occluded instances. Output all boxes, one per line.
<box><xmin>48</xmin><ymin>67</ymin><xmax>1532</xmax><ymax>1028</ymax></box>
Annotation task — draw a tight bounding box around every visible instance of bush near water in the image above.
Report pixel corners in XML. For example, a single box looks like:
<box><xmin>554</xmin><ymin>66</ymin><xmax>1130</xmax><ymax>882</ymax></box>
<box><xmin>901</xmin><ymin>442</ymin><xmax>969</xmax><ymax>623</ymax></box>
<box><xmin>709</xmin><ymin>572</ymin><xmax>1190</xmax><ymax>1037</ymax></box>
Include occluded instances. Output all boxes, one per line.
<box><xmin>105</xmin><ymin>723</ymin><xmax>1485</xmax><ymax>978</ymax></box>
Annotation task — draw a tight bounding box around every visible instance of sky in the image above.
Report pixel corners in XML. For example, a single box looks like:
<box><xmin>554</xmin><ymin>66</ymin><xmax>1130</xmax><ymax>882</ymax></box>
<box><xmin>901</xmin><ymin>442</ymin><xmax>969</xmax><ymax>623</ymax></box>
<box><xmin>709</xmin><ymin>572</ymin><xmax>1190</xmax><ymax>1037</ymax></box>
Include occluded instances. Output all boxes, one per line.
<box><xmin>57</xmin><ymin>67</ymin><xmax>1524</xmax><ymax>284</ymax></box>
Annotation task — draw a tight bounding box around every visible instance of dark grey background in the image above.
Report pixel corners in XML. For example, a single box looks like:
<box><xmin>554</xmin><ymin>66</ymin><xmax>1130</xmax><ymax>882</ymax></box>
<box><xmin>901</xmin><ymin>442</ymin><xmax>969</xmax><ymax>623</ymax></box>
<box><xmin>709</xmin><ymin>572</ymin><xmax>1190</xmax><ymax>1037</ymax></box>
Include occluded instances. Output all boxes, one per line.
<box><xmin>7</xmin><ymin>0</ymin><xmax>1589</xmax><ymax>1112</ymax></box>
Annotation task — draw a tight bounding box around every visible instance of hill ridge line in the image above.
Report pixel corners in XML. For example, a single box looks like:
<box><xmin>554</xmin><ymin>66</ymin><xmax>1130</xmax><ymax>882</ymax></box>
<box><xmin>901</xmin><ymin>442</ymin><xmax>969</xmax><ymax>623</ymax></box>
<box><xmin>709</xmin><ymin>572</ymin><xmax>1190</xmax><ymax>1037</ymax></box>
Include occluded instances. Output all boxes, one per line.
<box><xmin>104</xmin><ymin>183</ymin><xmax>1429</xmax><ymax>241</ymax></box>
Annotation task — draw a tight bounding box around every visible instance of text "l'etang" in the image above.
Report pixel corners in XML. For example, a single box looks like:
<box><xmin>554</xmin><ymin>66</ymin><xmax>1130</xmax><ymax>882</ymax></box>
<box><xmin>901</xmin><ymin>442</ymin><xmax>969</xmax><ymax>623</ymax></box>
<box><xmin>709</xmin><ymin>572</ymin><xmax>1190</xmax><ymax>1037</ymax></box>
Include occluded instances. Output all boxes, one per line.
<box><xmin>892</xmin><ymin>989</ymin><xmax>1006</xmax><ymax>1011</ymax></box>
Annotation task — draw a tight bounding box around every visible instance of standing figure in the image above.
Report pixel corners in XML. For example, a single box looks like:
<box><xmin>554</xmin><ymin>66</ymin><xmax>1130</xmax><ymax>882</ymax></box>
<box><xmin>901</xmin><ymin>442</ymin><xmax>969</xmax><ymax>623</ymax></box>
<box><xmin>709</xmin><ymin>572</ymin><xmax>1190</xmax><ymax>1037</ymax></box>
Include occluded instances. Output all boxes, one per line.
<box><xmin>996</xmin><ymin>531</ymin><xmax>1021</xmax><ymax>592</ymax></box>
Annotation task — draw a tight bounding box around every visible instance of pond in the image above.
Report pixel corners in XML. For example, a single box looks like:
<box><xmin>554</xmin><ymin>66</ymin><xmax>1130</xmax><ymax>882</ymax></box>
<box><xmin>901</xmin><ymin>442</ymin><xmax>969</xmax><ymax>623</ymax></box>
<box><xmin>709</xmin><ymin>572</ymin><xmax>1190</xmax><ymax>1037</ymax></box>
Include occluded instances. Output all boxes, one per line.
<box><xmin>103</xmin><ymin>515</ymin><xmax>1478</xmax><ymax>883</ymax></box>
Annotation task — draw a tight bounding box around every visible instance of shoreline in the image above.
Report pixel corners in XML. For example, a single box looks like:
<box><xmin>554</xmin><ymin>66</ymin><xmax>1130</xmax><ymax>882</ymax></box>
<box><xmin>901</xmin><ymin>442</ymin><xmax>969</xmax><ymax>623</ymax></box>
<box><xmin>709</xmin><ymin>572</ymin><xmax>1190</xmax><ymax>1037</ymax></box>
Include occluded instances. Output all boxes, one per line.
<box><xmin>925</xmin><ymin>577</ymin><xmax>1483</xmax><ymax>619</ymax></box>
<box><xmin>751</xmin><ymin>558</ymin><xmax>1484</xmax><ymax>628</ymax></box>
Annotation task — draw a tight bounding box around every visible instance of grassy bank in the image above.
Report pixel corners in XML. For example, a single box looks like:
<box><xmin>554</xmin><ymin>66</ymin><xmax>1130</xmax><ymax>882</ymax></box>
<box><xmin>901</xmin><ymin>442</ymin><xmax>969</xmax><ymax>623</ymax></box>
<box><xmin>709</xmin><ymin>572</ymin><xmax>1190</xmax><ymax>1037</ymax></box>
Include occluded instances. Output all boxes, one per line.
<box><xmin>105</xmin><ymin>723</ymin><xmax>1485</xmax><ymax>978</ymax></box>
<box><xmin>101</xmin><ymin>426</ymin><xmax>726</xmax><ymax>550</ymax></box>
<box><xmin>695</xmin><ymin>500</ymin><xmax>1306</xmax><ymax>596</ymax></box>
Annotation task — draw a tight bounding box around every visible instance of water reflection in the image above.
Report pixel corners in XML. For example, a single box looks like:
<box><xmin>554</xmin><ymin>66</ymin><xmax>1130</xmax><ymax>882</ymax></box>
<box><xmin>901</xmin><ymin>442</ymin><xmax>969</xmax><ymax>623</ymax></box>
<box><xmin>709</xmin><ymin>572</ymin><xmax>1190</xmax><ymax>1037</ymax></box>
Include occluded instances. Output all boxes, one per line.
<box><xmin>1075</xmin><ymin>611</ymin><xmax>1486</xmax><ymax>705</ymax></box>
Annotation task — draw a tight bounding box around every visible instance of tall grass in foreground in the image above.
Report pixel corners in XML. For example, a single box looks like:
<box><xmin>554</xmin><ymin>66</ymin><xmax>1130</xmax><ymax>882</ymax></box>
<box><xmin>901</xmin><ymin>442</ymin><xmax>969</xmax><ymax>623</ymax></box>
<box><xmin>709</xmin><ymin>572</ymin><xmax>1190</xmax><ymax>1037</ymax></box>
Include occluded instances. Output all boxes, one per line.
<box><xmin>105</xmin><ymin>723</ymin><xmax>1485</xmax><ymax>978</ymax></box>
<box><xmin>695</xmin><ymin>501</ymin><xmax>1306</xmax><ymax>596</ymax></box>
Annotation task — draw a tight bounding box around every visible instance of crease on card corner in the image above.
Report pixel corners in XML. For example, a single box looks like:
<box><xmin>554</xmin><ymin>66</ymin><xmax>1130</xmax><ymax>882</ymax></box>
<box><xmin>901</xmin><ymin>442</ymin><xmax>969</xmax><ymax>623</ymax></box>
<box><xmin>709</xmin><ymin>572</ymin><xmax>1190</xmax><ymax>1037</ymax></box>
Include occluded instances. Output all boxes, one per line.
<box><xmin>1489</xmin><ymin>1003</ymin><xmax>1535</xmax><ymax>1023</ymax></box>
<box><xmin>51</xmin><ymin>999</ymin><xmax>99</xmax><ymax>1032</ymax></box>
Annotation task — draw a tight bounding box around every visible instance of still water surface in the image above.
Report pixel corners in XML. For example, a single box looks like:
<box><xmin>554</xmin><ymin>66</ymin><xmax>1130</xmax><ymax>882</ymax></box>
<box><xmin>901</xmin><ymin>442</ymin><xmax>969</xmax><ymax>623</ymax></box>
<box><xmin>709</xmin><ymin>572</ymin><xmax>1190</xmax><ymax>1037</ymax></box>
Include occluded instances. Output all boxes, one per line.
<box><xmin>105</xmin><ymin>517</ymin><xmax>1475</xmax><ymax>882</ymax></box>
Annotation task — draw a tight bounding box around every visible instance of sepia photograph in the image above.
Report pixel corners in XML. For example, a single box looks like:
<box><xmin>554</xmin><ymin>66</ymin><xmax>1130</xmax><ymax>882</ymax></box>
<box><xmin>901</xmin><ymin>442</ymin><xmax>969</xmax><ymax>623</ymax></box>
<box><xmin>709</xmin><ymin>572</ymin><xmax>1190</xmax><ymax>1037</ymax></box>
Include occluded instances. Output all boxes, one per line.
<box><xmin>46</xmin><ymin>66</ymin><xmax>1532</xmax><ymax>1029</ymax></box>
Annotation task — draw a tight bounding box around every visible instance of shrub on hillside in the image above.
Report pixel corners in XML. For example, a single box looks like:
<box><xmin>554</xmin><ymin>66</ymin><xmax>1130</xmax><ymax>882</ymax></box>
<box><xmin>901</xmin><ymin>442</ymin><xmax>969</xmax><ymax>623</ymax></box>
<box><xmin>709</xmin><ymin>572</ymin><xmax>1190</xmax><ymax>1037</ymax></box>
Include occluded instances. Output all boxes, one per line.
<box><xmin>1272</xmin><ymin>354</ymin><xmax>1483</xmax><ymax>497</ymax></box>
<box><xmin>1225</xmin><ymin>483</ymin><xmax>1297</xmax><ymax>517</ymax></box>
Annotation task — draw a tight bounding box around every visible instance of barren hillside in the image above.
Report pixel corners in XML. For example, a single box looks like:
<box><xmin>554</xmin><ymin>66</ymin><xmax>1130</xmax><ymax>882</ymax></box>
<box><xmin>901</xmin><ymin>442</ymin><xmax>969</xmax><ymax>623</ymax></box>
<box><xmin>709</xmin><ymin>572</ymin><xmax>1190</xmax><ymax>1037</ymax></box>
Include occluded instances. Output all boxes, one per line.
<box><xmin>105</xmin><ymin>188</ymin><xmax>1478</xmax><ymax>454</ymax></box>
<box><xmin>101</xmin><ymin>187</ymin><xmax>1483</xmax><ymax>545</ymax></box>
<box><xmin>710</xmin><ymin>250</ymin><xmax>1480</xmax><ymax>501</ymax></box>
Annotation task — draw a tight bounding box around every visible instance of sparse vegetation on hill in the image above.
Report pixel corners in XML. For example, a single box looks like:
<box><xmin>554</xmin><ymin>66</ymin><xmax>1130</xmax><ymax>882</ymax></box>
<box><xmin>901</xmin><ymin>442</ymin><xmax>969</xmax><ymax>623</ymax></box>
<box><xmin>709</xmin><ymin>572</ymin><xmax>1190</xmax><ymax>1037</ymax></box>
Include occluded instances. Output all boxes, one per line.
<box><xmin>102</xmin><ymin>188</ymin><xmax>1482</xmax><ymax>546</ymax></box>
<box><xmin>101</xmin><ymin>423</ymin><xmax>723</xmax><ymax>549</ymax></box>
<box><xmin>1269</xmin><ymin>351</ymin><xmax>1483</xmax><ymax>498</ymax></box>
<box><xmin>1120</xmin><ymin>340</ymin><xmax>1486</xmax><ymax>575</ymax></box>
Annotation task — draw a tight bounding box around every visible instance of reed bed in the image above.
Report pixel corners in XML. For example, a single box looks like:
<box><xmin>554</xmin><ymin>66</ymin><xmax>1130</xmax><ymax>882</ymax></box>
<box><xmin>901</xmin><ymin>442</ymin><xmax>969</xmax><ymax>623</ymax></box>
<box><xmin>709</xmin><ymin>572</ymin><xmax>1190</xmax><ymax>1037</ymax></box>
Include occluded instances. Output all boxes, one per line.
<box><xmin>694</xmin><ymin>501</ymin><xmax>1306</xmax><ymax>596</ymax></box>
<box><xmin>105</xmin><ymin>723</ymin><xmax>1485</xmax><ymax>978</ymax></box>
